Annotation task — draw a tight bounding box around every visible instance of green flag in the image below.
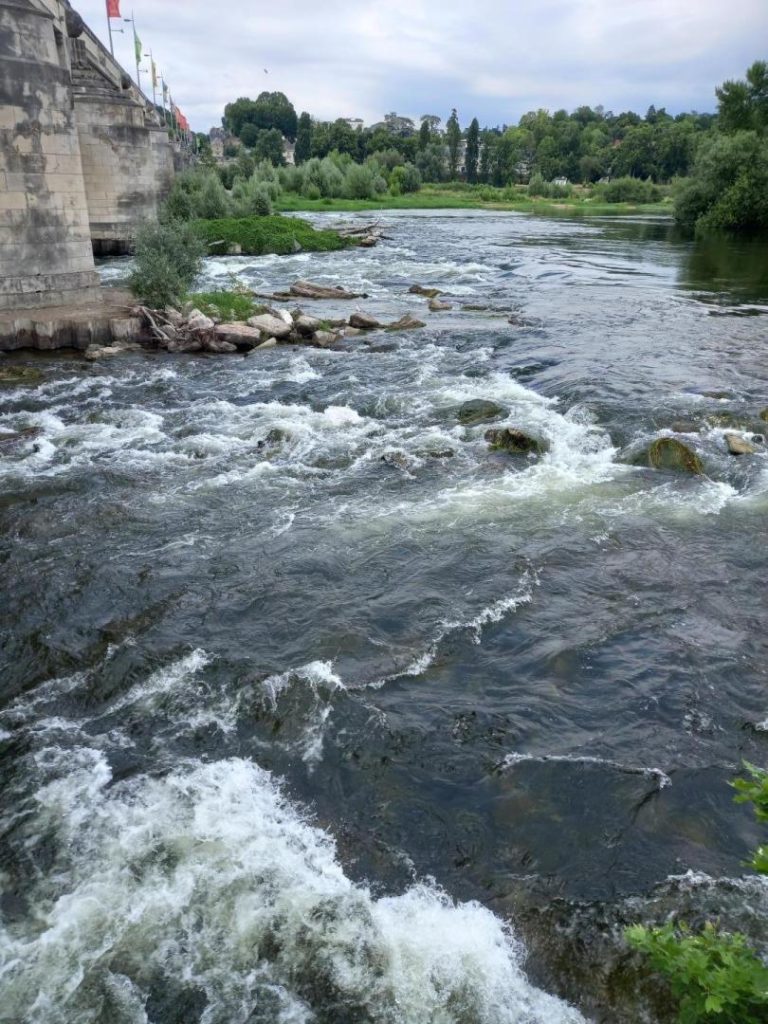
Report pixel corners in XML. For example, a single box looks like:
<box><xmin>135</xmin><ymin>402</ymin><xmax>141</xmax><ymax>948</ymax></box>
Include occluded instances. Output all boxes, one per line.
<box><xmin>133</xmin><ymin>27</ymin><xmax>142</xmax><ymax>64</ymax></box>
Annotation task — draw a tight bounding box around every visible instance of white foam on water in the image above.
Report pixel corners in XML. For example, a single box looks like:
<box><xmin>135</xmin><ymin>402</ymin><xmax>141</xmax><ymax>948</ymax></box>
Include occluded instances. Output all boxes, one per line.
<box><xmin>372</xmin><ymin>574</ymin><xmax>536</xmax><ymax>687</ymax></box>
<box><xmin>500</xmin><ymin>752</ymin><xmax>671</xmax><ymax>790</ymax></box>
<box><xmin>256</xmin><ymin>660</ymin><xmax>346</xmax><ymax>767</ymax></box>
<box><xmin>108</xmin><ymin>648</ymin><xmax>212</xmax><ymax>714</ymax></box>
<box><xmin>0</xmin><ymin>755</ymin><xmax>586</xmax><ymax>1024</ymax></box>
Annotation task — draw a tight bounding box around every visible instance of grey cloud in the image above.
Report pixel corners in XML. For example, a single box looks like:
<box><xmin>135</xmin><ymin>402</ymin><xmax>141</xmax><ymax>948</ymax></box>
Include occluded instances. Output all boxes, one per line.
<box><xmin>75</xmin><ymin>0</ymin><xmax>768</xmax><ymax>130</ymax></box>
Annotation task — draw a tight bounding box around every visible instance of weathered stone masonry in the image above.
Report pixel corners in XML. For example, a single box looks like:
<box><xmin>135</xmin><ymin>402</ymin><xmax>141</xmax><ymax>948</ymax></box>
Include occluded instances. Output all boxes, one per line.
<box><xmin>0</xmin><ymin>0</ymin><xmax>176</xmax><ymax>311</ymax></box>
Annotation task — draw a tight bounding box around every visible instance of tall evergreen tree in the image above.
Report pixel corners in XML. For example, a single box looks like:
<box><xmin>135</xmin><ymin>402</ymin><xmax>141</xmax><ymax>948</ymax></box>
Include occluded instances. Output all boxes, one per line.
<box><xmin>294</xmin><ymin>112</ymin><xmax>312</xmax><ymax>164</ymax></box>
<box><xmin>466</xmin><ymin>118</ymin><xmax>480</xmax><ymax>183</ymax></box>
<box><xmin>446</xmin><ymin>108</ymin><xmax>462</xmax><ymax>179</ymax></box>
<box><xmin>419</xmin><ymin>118</ymin><xmax>431</xmax><ymax>150</ymax></box>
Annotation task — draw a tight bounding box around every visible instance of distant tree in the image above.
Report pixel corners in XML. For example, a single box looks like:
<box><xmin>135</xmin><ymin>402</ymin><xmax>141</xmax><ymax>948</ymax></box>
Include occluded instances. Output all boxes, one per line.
<box><xmin>252</xmin><ymin>127</ymin><xmax>285</xmax><ymax>166</ymax></box>
<box><xmin>416</xmin><ymin>141</ymin><xmax>446</xmax><ymax>182</ymax></box>
<box><xmin>675</xmin><ymin>130</ymin><xmax>768</xmax><ymax>233</ymax></box>
<box><xmin>329</xmin><ymin>118</ymin><xmax>358</xmax><ymax>155</ymax></box>
<box><xmin>419</xmin><ymin>118</ymin><xmax>431</xmax><ymax>150</ymax></box>
<box><xmin>383</xmin><ymin>112</ymin><xmax>416</xmax><ymax>136</ymax></box>
<box><xmin>717</xmin><ymin>60</ymin><xmax>768</xmax><ymax>134</ymax></box>
<box><xmin>239</xmin><ymin>123</ymin><xmax>260</xmax><ymax>149</ymax></box>
<box><xmin>294</xmin><ymin>112</ymin><xmax>312</xmax><ymax>163</ymax></box>
<box><xmin>446</xmin><ymin>108</ymin><xmax>461</xmax><ymax>178</ymax></box>
<box><xmin>465</xmin><ymin>117</ymin><xmax>480</xmax><ymax>183</ymax></box>
<box><xmin>420</xmin><ymin>114</ymin><xmax>442</xmax><ymax>130</ymax></box>
<box><xmin>224</xmin><ymin>91</ymin><xmax>298</xmax><ymax>142</ymax></box>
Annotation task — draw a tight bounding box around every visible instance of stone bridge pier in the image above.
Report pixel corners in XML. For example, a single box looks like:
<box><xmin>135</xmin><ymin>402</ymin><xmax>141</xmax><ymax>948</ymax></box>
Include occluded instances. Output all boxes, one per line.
<box><xmin>0</xmin><ymin>0</ymin><xmax>179</xmax><ymax>321</ymax></box>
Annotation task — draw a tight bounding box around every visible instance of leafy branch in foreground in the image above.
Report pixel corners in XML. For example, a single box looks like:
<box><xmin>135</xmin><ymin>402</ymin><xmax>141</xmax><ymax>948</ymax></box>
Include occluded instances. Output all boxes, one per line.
<box><xmin>627</xmin><ymin>764</ymin><xmax>768</xmax><ymax>1023</ymax></box>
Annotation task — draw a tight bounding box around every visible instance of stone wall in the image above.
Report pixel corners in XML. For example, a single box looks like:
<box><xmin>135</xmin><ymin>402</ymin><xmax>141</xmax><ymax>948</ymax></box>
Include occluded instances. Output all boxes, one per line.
<box><xmin>75</xmin><ymin>93</ymin><xmax>175</xmax><ymax>255</ymax></box>
<box><xmin>0</xmin><ymin>0</ymin><xmax>101</xmax><ymax>310</ymax></box>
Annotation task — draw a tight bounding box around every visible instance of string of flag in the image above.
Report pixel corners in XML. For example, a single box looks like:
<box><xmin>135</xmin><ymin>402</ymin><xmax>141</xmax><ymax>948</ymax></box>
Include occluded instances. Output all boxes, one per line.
<box><xmin>104</xmin><ymin>0</ymin><xmax>193</xmax><ymax>146</ymax></box>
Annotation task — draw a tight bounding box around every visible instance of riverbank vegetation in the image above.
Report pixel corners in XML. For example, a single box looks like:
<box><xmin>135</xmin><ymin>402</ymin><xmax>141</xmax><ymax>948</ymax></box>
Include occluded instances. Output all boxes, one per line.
<box><xmin>627</xmin><ymin>763</ymin><xmax>768</xmax><ymax>1023</ymax></box>
<box><xmin>209</xmin><ymin>61</ymin><xmax>766</xmax><ymax>234</ymax></box>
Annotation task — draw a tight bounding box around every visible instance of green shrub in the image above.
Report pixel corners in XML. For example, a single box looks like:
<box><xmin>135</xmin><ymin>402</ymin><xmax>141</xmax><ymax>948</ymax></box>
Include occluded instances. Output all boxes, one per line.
<box><xmin>197</xmin><ymin>173</ymin><xmax>231</xmax><ymax>219</ymax></box>
<box><xmin>230</xmin><ymin>176</ymin><xmax>273</xmax><ymax>217</ymax></box>
<box><xmin>674</xmin><ymin>132</ymin><xmax>768</xmax><ymax>234</ymax></box>
<box><xmin>129</xmin><ymin>222</ymin><xmax>205</xmax><ymax>308</ymax></box>
<box><xmin>389</xmin><ymin>162</ymin><xmax>422</xmax><ymax>194</ymax></box>
<box><xmin>626</xmin><ymin>923</ymin><xmax>768</xmax><ymax>1024</ymax></box>
<box><xmin>596</xmin><ymin>176</ymin><xmax>661</xmax><ymax>203</ymax></box>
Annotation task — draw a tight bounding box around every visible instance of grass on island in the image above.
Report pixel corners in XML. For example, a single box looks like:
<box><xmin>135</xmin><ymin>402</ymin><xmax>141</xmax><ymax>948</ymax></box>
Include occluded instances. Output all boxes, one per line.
<box><xmin>194</xmin><ymin>215</ymin><xmax>351</xmax><ymax>256</ymax></box>
<box><xmin>187</xmin><ymin>290</ymin><xmax>269</xmax><ymax>321</ymax></box>
<box><xmin>275</xmin><ymin>185</ymin><xmax>673</xmax><ymax>218</ymax></box>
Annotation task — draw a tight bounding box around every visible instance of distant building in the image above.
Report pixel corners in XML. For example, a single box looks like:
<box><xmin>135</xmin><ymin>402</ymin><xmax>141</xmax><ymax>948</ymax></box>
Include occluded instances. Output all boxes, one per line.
<box><xmin>552</xmin><ymin>176</ymin><xmax>569</xmax><ymax>186</ymax></box>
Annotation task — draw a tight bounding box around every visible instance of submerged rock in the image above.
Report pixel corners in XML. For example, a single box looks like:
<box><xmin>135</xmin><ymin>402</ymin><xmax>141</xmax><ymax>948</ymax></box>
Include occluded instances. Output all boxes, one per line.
<box><xmin>646</xmin><ymin>437</ymin><xmax>703</xmax><ymax>474</ymax></box>
<box><xmin>457</xmin><ymin>399</ymin><xmax>507</xmax><ymax>426</ymax></box>
<box><xmin>408</xmin><ymin>284</ymin><xmax>442</xmax><ymax>298</ymax></box>
<box><xmin>485</xmin><ymin>428</ymin><xmax>549</xmax><ymax>455</ymax></box>
<box><xmin>381</xmin><ymin>450</ymin><xmax>413</xmax><ymax>471</ymax></box>
<box><xmin>724</xmin><ymin>432</ymin><xmax>757</xmax><ymax>456</ymax></box>
<box><xmin>0</xmin><ymin>366</ymin><xmax>43</xmax><ymax>387</ymax></box>
<box><xmin>760</xmin><ymin>408</ymin><xmax>768</xmax><ymax>423</ymax></box>
<box><xmin>0</xmin><ymin>426</ymin><xmax>42</xmax><ymax>447</ymax></box>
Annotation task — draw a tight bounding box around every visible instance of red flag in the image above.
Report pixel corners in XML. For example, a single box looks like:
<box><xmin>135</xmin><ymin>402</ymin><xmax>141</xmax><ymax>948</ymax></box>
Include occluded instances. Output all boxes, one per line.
<box><xmin>106</xmin><ymin>0</ymin><xmax>121</xmax><ymax>18</ymax></box>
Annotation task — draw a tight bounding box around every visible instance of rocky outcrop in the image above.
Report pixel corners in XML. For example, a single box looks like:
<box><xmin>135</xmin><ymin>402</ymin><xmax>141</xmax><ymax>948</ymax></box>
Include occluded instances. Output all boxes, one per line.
<box><xmin>485</xmin><ymin>428</ymin><xmax>549</xmax><ymax>455</ymax></box>
<box><xmin>429</xmin><ymin>299</ymin><xmax>453</xmax><ymax>312</ymax></box>
<box><xmin>457</xmin><ymin>400</ymin><xmax>507</xmax><ymax>426</ymax></box>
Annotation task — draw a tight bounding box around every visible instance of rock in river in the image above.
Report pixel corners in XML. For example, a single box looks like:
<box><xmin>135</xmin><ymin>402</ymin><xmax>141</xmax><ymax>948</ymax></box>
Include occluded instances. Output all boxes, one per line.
<box><xmin>724</xmin><ymin>432</ymin><xmax>757</xmax><ymax>456</ymax></box>
<box><xmin>408</xmin><ymin>284</ymin><xmax>442</xmax><ymax>298</ymax></box>
<box><xmin>247</xmin><ymin>314</ymin><xmax>293</xmax><ymax>340</ymax></box>
<box><xmin>485</xmin><ymin>428</ymin><xmax>549</xmax><ymax>455</ymax></box>
<box><xmin>457</xmin><ymin>399</ymin><xmax>508</xmax><ymax>426</ymax></box>
<box><xmin>646</xmin><ymin>437</ymin><xmax>703</xmax><ymax>474</ymax></box>
<box><xmin>349</xmin><ymin>312</ymin><xmax>381</xmax><ymax>330</ymax></box>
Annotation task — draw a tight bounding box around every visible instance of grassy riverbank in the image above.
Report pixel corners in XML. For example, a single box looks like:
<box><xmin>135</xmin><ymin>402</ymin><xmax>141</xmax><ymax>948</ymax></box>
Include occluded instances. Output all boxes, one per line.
<box><xmin>275</xmin><ymin>186</ymin><xmax>673</xmax><ymax>218</ymax></box>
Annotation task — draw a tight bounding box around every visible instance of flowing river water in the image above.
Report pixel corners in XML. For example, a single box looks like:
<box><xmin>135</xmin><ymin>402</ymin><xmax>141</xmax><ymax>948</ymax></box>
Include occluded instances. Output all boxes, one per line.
<box><xmin>1</xmin><ymin>209</ymin><xmax>768</xmax><ymax>1023</ymax></box>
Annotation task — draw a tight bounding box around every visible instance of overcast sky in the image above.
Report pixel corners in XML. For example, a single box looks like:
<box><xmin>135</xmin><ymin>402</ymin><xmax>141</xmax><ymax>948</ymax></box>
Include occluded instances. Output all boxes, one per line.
<box><xmin>75</xmin><ymin>0</ymin><xmax>767</xmax><ymax>132</ymax></box>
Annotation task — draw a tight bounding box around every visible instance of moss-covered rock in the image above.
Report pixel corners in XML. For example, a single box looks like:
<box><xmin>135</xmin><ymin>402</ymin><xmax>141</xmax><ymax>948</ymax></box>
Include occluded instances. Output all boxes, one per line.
<box><xmin>457</xmin><ymin>399</ymin><xmax>507</xmax><ymax>426</ymax></box>
<box><xmin>759</xmin><ymin>408</ymin><xmax>768</xmax><ymax>423</ymax></box>
<box><xmin>485</xmin><ymin>428</ymin><xmax>549</xmax><ymax>455</ymax></box>
<box><xmin>0</xmin><ymin>366</ymin><xmax>44</xmax><ymax>387</ymax></box>
<box><xmin>646</xmin><ymin>437</ymin><xmax>704</xmax><ymax>474</ymax></box>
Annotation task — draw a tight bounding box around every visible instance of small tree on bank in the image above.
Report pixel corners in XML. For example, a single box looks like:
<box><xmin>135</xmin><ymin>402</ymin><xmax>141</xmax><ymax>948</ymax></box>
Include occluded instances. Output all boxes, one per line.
<box><xmin>466</xmin><ymin>117</ymin><xmax>480</xmax><ymax>183</ymax></box>
<box><xmin>446</xmin><ymin>108</ymin><xmax>461</xmax><ymax>179</ymax></box>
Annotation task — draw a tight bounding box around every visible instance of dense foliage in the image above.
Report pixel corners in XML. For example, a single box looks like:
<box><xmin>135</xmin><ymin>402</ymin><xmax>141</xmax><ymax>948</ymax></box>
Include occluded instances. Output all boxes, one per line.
<box><xmin>673</xmin><ymin>62</ymin><xmax>768</xmax><ymax>234</ymax></box>
<box><xmin>129</xmin><ymin>222</ymin><xmax>205</xmax><ymax>308</ymax></box>
<box><xmin>627</xmin><ymin>763</ymin><xmax>768</xmax><ymax>1023</ymax></box>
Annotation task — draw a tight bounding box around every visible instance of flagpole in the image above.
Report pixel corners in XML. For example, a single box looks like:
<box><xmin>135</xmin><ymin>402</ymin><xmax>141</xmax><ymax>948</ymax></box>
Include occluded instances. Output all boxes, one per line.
<box><xmin>132</xmin><ymin>11</ymin><xmax>141</xmax><ymax>93</ymax></box>
<box><xmin>149</xmin><ymin>51</ymin><xmax>157</xmax><ymax>110</ymax></box>
<box><xmin>106</xmin><ymin>1</ymin><xmax>114</xmax><ymax>56</ymax></box>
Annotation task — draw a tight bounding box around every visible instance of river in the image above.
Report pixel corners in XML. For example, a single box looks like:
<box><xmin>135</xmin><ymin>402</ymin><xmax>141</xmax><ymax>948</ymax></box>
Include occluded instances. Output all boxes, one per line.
<box><xmin>1</xmin><ymin>209</ymin><xmax>767</xmax><ymax>1023</ymax></box>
